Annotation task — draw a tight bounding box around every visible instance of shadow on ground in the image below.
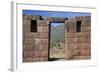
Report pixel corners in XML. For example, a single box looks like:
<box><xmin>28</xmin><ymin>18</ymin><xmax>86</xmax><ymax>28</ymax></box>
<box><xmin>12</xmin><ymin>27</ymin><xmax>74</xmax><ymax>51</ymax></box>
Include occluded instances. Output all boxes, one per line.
<box><xmin>48</xmin><ymin>58</ymin><xmax>65</xmax><ymax>61</ymax></box>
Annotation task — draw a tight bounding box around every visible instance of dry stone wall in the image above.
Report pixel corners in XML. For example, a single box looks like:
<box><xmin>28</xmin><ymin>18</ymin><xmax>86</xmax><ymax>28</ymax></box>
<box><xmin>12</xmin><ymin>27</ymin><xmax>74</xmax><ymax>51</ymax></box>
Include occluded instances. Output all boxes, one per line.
<box><xmin>23</xmin><ymin>15</ymin><xmax>49</xmax><ymax>62</ymax></box>
<box><xmin>23</xmin><ymin>14</ymin><xmax>91</xmax><ymax>62</ymax></box>
<box><xmin>65</xmin><ymin>16</ymin><xmax>91</xmax><ymax>60</ymax></box>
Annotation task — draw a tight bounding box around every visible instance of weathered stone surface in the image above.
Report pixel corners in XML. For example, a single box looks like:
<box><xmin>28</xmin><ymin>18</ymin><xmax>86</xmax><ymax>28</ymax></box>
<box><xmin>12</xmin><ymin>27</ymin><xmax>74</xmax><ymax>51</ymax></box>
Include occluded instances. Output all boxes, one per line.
<box><xmin>37</xmin><ymin>26</ymin><xmax>49</xmax><ymax>32</ymax></box>
<box><xmin>32</xmin><ymin>57</ymin><xmax>40</xmax><ymax>62</ymax></box>
<box><xmin>76</xmin><ymin>38</ymin><xmax>91</xmax><ymax>43</ymax></box>
<box><xmin>81</xmin><ymin>27</ymin><xmax>91</xmax><ymax>32</ymax></box>
<box><xmin>73</xmin><ymin>56</ymin><xmax>91</xmax><ymax>60</ymax></box>
<box><xmin>68</xmin><ymin>50</ymin><xmax>80</xmax><ymax>58</ymax></box>
<box><xmin>66</xmin><ymin>21</ymin><xmax>76</xmax><ymax>32</ymax></box>
<box><xmin>23</xmin><ymin>14</ymin><xmax>91</xmax><ymax>62</ymax></box>
<box><xmin>75</xmin><ymin>16</ymin><xmax>83</xmax><ymax>21</ymax></box>
<box><xmin>25</xmin><ymin>33</ymin><xmax>39</xmax><ymax>38</ymax></box>
<box><xmin>24</xmin><ymin>38</ymin><xmax>34</xmax><ymax>45</ymax></box>
<box><xmin>23</xmin><ymin>51</ymin><xmax>34</xmax><ymax>58</ymax></box>
<box><xmin>23</xmin><ymin>58</ymin><xmax>33</xmax><ymax>62</ymax></box>
<box><xmin>75</xmin><ymin>16</ymin><xmax>91</xmax><ymax>21</ymax></box>
<box><xmin>42</xmin><ymin>39</ymin><xmax>48</xmax><ymax>45</ymax></box>
<box><xmin>23</xmin><ymin>19</ymin><xmax>31</xmax><ymax>25</ymax></box>
<box><xmin>67</xmin><ymin>33</ymin><xmax>75</xmax><ymax>38</ymax></box>
<box><xmin>37</xmin><ymin>26</ymin><xmax>43</xmax><ymax>32</ymax></box>
<box><xmin>77</xmin><ymin>43</ymin><xmax>91</xmax><ymax>50</ymax></box>
<box><xmin>40</xmin><ymin>51</ymin><xmax>48</xmax><ymax>57</ymax></box>
<box><xmin>31</xmin><ymin>15</ymin><xmax>40</xmax><ymax>20</ymax></box>
<box><xmin>39</xmin><ymin>45</ymin><xmax>48</xmax><ymax>51</ymax></box>
<box><xmin>33</xmin><ymin>38</ymin><xmax>41</xmax><ymax>45</ymax></box>
<box><xmin>23</xmin><ymin>14</ymin><xmax>32</xmax><ymax>20</ymax></box>
<box><xmin>42</xmin><ymin>26</ymin><xmax>49</xmax><ymax>32</ymax></box>
<box><xmin>39</xmin><ymin>32</ymin><xmax>48</xmax><ymax>39</ymax></box>
<box><xmin>23</xmin><ymin>25</ymin><xmax>30</xmax><ymax>33</ymax></box>
<box><xmin>32</xmin><ymin>45</ymin><xmax>40</xmax><ymax>51</ymax></box>
<box><xmin>81</xmin><ymin>22</ymin><xmax>91</xmax><ymax>27</ymax></box>
<box><xmin>67</xmin><ymin>44</ymin><xmax>78</xmax><ymax>50</ymax></box>
<box><xmin>82</xmin><ymin>16</ymin><xmax>91</xmax><ymax>21</ymax></box>
<box><xmin>39</xmin><ymin>57</ymin><xmax>48</xmax><ymax>61</ymax></box>
<box><xmin>37</xmin><ymin>20</ymin><xmax>49</xmax><ymax>26</ymax></box>
<box><xmin>42</xmin><ymin>16</ymin><xmax>68</xmax><ymax>23</ymax></box>
<box><xmin>75</xmin><ymin>32</ymin><xmax>90</xmax><ymax>38</ymax></box>
<box><xmin>23</xmin><ymin>44</ymin><xmax>33</xmax><ymax>51</ymax></box>
<box><xmin>67</xmin><ymin>38</ymin><xmax>77</xmax><ymax>44</ymax></box>
<box><xmin>33</xmin><ymin>51</ymin><xmax>41</xmax><ymax>57</ymax></box>
<box><xmin>80</xmin><ymin>49</ymin><xmax>91</xmax><ymax>55</ymax></box>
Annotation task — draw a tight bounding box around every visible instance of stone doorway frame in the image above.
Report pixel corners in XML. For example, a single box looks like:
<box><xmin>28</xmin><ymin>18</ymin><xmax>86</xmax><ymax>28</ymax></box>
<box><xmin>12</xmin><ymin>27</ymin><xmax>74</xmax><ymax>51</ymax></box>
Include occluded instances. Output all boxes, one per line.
<box><xmin>44</xmin><ymin>17</ymin><xmax>68</xmax><ymax>61</ymax></box>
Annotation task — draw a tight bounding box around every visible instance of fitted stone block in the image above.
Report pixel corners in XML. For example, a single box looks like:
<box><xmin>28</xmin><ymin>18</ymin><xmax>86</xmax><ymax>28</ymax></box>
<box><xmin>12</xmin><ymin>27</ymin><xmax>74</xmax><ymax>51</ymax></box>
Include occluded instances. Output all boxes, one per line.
<box><xmin>39</xmin><ymin>57</ymin><xmax>48</xmax><ymax>61</ymax></box>
<box><xmin>67</xmin><ymin>44</ymin><xmax>78</xmax><ymax>50</ymax></box>
<box><xmin>42</xmin><ymin>26</ymin><xmax>49</xmax><ymax>32</ymax></box>
<box><xmin>76</xmin><ymin>38</ymin><xmax>90</xmax><ymax>43</ymax></box>
<box><xmin>82</xmin><ymin>16</ymin><xmax>91</xmax><ymax>21</ymax></box>
<box><xmin>33</xmin><ymin>38</ymin><xmax>41</xmax><ymax>45</ymax></box>
<box><xmin>23</xmin><ymin>51</ymin><xmax>34</xmax><ymax>58</ymax></box>
<box><xmin>25</xmin><ymin>33</ymin><xmax>39</xmax><ymax>38</ymax></box>
<box><xmin>23</xmin><ymin>25</ymin><xmax>30</xmax><ymax>33</ymax></box>
<box><xmin>31</xmin><ymin>15</ymin><xmax>41</xmax><ymax>20</ymax></box>
<box><xmin>73</xmin><ymin>56</ymin><xmax>91</xmax><ymax>60</ymax></box>
<box><xmin>42</xmin><ymin>39</ymin><xmax>48</xmax><ymax>45</ymax></box>
<box><xmin>23</xmin><ymin>44</ymin><xmax>33</xmax><ymax>51</ymax></box>
<box><xmin>37</xmin><ymin>26</ymin><xmax>43</xmax><ymax>32</ymax></box>
<box><xmin>42</xmin><ymin>16</ymin><xmax>67</xmax><ymax>23</ymax></box>
<box><xmin>23</xmin><ymin>14</ymin><xmax>32</xmax><ymax>20</ymax></box>
<box><xmin>32</xmin><ymin>57</ymin><xmax>40</xmax><ymax>62</ymax></box>
<box><xmin>39</xmin><ymin>45</ymin><xmax>48</xmax><ymax>51</ymax></box>
<box><xmin>81</xmin><ymin>27</ymin><xmax>91</xmax><ymax>32</ymax></box>
<box><xmin>75</xmin><ymin>32</ymin><xmax>90</xmax><ymax>38</ymax></box>
<box><xmin>75</xmin><ymin>16</ymin><xmax>83</xmax><ymax>21</ymax></box>
<box><xmin>67</xmin><ymin>38</ymin><xmax>77</xmax><ymax>44</ymax></box>
<box><xmin>39</xmin><ymin>32</ymin><xmax>48</xmax><ymax>39</ymax></box>
<box><xmin>81</xmin><ymin>22</ymin><xmax>91</xmax><ymax>27</ymax></box>
<box><xmin>37</xmin><ymin>26</ymin><xmax>49</xmax><ymax>33</ymax></box>
<box><xmin>23</xmin><ymin>19</ymin><xmax>31</xmax><ymax>25</ymax></box>
<box><xmin>23</xmin><ymin>58</ymin><xmax>33</xmax><ymax>62</ymax></box>
<box><xmin>75</xmin><ymin>16</ymin><xmax>91</xmax><ymax>21</ymax></box>
<box><xmin>32</xmin><ymin>45</ymin><xmax>40</xmax><ymax>51</ymax></box>
<box><xmin>33</xmin><ymin>51</ymin><xmax>41</xmax><ymax>57</ymax></box>
<box><xmin>80</xmin><ymin>49</ymin><xmax>90</xmax><ymax>56</ymax></box>
<box><xmin>40</xmin><ymin>51</ymin><xmax>48</xmax><ymax>57</ymax></box>
<box><xmin>68</xmin><ymin>50</ymin><xmax>80</xmax><ymax>58</ymax></box>
<box><xmin>66</xmin><ymin>21</ymin><xmax>76</xmax><ymax>32</ymax></box>
<box><xmin>37</xmin><ymin>20</ymin><xmax>49</xmax><ymax>26</ymax></box>
<box><xmin>67</xmin><ymin>33</ymin><xmax>75</xmax><ymax>38</ymax></box>
<box><xmin>24</xmin><ymin>38</ymin><xmax>34</xmax><ymax>45</ymax></box>
<box><xmin>77</xmin><ymin>43</ymin><xmax>90</xmax><ymax>50</ymax></box>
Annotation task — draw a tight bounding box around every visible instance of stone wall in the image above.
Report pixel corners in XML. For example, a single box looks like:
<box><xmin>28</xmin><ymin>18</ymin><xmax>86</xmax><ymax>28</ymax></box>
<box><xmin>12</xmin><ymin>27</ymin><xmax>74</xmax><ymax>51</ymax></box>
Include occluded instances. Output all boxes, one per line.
<box><xmin>23</xmin><ymin>14</ymin><xmax>91</xmax><ymax>62</ymax></box>
<box><xmin>65</xmin><ymin>16</ymin><xmax>91</xmax><ymax>60</ymax></box>
<box><xmin>23</xmin><ymin>15</ymin><xmax>49</xmax><ymax>62</ymax></box>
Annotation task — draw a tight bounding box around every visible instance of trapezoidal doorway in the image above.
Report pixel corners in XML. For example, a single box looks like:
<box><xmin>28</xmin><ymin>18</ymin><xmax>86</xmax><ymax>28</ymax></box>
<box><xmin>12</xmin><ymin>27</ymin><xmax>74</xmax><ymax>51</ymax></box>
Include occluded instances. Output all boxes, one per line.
<box><xmin>48</xmin><ymin>23</ymin><xmax>66</xmax><ymax>61</ymax></box>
